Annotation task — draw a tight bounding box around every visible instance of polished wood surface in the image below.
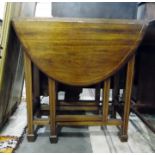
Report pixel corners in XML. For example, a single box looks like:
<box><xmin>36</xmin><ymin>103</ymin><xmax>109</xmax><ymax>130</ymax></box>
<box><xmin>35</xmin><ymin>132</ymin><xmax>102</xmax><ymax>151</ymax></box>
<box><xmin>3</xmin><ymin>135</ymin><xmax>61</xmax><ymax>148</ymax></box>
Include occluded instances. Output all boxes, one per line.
<box><xmin>24</xmin><ymin>52</ymin><xmax>36</xmax><ymax>141</ymax></box>
<box><xmin>13</xmin><ymin>18</ymin><xmax>148</xmax><ymax>143</ymax></box>
<box><xmin>13</xmin><ymin>18</ymin><xmax>146</xmax><ymax>86</ymax></box>
<box><xmin>103</xmin><ymin>78</ymin><xmax>110</xmax><ymax>122</ymax></box>
<box><xmin>121</xmin><ymin>55</ymin><xmax>135</xmax><ymax>141</ymax></box>
<box><xmin>48</xmin><ymin>78</ymin><xmax>57</xmax><ymax>143</ymax></box>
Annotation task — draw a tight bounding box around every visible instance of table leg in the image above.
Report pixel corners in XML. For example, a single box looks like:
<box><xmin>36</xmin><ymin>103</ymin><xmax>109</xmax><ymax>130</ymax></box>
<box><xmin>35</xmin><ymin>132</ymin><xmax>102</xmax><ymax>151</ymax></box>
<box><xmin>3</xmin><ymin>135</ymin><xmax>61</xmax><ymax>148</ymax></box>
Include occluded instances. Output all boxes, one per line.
<box><xmin>24</xmin><ymin>52</ymin><xmax>36</xmax><ymax>141</ymax></box>
<box><xmin>48</xmin><ymin>78</ymin><xmax>57</xmax><ymax>143</ymax></box>
<box><xmin>119</xmin><ymin>55</ymin><xmax>135</xmax><ymax>142</ymax></box>
<box><xmin>112</xmin><ymin>73</ymin><xmax>119</xmax><ymax>118</ymax></box>
<box><xmin>33</xmin><ymin>65</ymin><xmax>40</xmax><ymax>115</ymax></box>
<box><xmin>102</xmin><ymin>78</ymin><xmax>111</xmax><ymax>122</ymax></box>
<box><xmin>95</xmin><ymin>83</ymin><xmax>101</xmax><ymax>114</ymax></box>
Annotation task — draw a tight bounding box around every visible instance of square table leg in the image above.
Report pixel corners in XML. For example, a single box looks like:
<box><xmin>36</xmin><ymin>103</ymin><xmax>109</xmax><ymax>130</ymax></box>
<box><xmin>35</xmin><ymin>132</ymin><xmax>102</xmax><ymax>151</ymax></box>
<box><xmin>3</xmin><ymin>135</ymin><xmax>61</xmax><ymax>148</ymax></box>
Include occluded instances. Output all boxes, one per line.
<box><xmin>48</xmin><ymin>78</ymin><xmax>57</xmax><ymax>143</ymax></box>
<box><xmin>24</xmin><ymin>52</ymin><xmax>37</xmax><ymax>141</ymax></box>
<box><xmin>119</xmin><ymin>55</ymin><xmax>135</xmax><ymax>142</ymax></box>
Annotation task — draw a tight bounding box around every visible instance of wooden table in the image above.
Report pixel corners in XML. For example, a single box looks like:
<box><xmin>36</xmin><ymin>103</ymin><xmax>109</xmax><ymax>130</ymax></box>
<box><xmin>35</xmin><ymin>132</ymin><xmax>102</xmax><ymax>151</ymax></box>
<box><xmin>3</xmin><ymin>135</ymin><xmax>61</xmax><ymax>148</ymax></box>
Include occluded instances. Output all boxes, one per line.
<box><xmin>13</xmin><ymin>18</ymin><xmax>147</xmax><ymax>143</ymax></box>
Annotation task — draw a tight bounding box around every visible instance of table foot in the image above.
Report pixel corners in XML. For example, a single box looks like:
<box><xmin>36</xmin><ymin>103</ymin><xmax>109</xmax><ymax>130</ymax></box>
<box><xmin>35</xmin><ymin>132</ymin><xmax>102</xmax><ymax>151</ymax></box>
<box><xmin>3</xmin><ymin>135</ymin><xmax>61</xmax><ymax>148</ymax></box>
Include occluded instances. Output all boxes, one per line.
<box><xmin>50</xmin><ymin>135</ymin><xmax>58</xmax><ymax>143</ymax></box>
<box><xmin>27</xmin><ymin>133</ymin><xmax>37</xmax><ymax>142</ymax></box>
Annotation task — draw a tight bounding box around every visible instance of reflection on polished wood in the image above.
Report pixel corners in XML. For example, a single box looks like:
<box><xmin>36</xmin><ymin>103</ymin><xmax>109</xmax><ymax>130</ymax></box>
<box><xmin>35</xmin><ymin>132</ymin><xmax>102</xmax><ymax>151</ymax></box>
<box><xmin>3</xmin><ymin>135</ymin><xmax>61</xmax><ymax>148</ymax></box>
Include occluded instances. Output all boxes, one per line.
<box><xmin>13</xmin><ymin>18</ymin><xmax>147</xmax><ymax>143</ymax></box>
<box><xmin>13</xmin><ymin>18</ymin><xmax>146</xmax><ymax>86</ymax></box>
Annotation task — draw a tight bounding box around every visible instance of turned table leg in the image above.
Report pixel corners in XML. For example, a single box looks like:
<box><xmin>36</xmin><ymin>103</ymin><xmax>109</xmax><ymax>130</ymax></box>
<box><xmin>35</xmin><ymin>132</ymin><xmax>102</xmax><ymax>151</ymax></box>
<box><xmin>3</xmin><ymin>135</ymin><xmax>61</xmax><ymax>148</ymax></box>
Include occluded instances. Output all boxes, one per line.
<box><xmin>24</xmin><ymin>52</ymin><xmax>37</xmax><ymax>141</ymax></box>
<box><xmin>48</xmin><ymin>78</ymin><xmax>57</xmax><ymax>143</ymax></box>
<box><xmin>119</xmin><ymin>55</ymin><xmax>135</xmax><ymax>142</ymax></box>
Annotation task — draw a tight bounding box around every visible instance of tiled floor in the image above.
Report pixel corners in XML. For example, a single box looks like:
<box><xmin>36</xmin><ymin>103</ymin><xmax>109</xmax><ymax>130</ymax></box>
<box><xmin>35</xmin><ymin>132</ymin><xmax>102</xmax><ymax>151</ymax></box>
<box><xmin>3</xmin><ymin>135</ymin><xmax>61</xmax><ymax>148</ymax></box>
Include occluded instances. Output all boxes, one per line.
<box><xmin>15</xmin><ymin>113</ymin><xmax>155</xmax><ymax>153</ymax></box>
<box><xmin>15</xmin><ymin>89</ymin><xmax>155</xmax><ymax>153</ymax></box>
<box><xmin>16</xmin><ymin>126</ymin><xmax>92</xmax><ymax>153</ymax></box>
<box><xmin>1</xmin><ymin>88</ymin><xmax>155</xmax><ymax>153</ymax></box>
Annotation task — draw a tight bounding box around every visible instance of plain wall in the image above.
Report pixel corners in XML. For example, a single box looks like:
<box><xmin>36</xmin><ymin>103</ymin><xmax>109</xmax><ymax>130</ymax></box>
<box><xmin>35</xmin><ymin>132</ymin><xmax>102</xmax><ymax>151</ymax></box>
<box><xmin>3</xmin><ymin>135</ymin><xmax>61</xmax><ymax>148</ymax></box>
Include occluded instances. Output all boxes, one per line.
<box><xmin>52</xmin><ymin>2</ymin><xmax>137</xmax><ymax>19</ymax></box>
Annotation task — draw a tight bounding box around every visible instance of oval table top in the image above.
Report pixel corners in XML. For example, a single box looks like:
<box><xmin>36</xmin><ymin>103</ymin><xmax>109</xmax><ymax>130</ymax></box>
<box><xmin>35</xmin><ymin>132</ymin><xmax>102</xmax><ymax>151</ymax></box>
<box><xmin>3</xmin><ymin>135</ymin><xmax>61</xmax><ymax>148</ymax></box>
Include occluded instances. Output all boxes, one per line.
<box><xmin>13</xmin><ymin>18</ymin><xmax>147</xmax><ymax>86</ymax></box>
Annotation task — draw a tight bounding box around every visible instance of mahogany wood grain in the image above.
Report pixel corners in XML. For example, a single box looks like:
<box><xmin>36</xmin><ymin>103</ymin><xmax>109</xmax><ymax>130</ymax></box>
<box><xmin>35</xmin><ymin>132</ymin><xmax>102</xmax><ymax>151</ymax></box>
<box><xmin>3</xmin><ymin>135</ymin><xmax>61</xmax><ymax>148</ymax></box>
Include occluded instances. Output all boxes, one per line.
<box><xmin>57</xmin><ymin>119</ymin><xmax>122</xmax><ymax>126</ymax></box>
<box><xmin>120</xmin><ymin>55</ymin><xmax>135</xmax><ymax>142</ymax></box>
<box><xmin>24</xmin><ymin>52</ymin><xmax>36</xmax><ymax>141</ymax></box>
<box><xmin>102</xmin><ymin>78</ymin><xmax>110</xmax><ymax>122</ymax></box>
<box><xmin>13</xmin><ymin>18</ymin><xmax>148</xmax><ymax>143</ymax></box>
<box><xmin>13</xmin><ymin>18</ymin><xmax>146</xmax><ymax>86</ymax></box>
<box><xmin>112</xmin><ymin>73</ymin><xmax>120</xmax><ymax>118</ymax></box>
<box><xmin>48</xmin><ymin>78</ymin><xmax>57</xmax><ymax>143</ymax></box>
